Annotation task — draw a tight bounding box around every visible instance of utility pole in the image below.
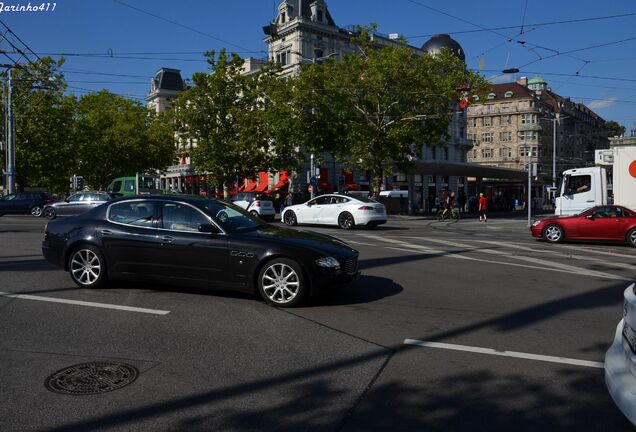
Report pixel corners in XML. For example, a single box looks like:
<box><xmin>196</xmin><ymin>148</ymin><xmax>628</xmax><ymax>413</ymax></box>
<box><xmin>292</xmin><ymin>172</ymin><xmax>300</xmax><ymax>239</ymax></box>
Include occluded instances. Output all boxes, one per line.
<box><xmin>6</xmin><ymin>68</ymin><xmax>15</xmax><ymax>195</ymax></box>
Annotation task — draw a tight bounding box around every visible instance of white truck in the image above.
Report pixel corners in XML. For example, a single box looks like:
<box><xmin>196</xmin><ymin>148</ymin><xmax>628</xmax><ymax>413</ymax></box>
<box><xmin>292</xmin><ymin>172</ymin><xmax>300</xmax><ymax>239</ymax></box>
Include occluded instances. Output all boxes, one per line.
<box><xmin>555</xmin><ymin>145</ymin><xmax>636</xmax><ymax>215</ymax></box>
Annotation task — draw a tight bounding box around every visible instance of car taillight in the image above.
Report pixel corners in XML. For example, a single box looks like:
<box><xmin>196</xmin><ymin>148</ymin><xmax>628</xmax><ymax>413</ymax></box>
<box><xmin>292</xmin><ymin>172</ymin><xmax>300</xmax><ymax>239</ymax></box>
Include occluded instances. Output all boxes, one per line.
<box><xmin>358</xmin><ymin>206</ymin><xmax>374</xmax><ymax>211</ymax></box>
<box><xmin>255</xmin><ymin>202</ymin><xmax>261</xmax><ymax>207</ymax></box>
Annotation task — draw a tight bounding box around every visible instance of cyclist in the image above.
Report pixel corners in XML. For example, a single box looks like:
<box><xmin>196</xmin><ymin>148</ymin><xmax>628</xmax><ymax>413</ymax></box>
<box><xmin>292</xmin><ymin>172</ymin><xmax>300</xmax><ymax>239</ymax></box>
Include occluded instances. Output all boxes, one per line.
<box><xmin>441</xmin><ymin>191</ymin><xmax>455</xmax><ymax>219</ymax></box>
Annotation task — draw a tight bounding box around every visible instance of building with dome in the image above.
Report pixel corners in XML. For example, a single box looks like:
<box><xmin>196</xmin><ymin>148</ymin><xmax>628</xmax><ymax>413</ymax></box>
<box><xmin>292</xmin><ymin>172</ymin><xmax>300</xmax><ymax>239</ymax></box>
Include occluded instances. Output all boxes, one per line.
<box><xmin>466</xmin><ymin>76</ymin><xmax>608</xmax><ymax>205</ymax></box>
<box><xmin>260</xmin><ymin>1</ymin><xmax>472</xmax><ymax>210</ymax></box>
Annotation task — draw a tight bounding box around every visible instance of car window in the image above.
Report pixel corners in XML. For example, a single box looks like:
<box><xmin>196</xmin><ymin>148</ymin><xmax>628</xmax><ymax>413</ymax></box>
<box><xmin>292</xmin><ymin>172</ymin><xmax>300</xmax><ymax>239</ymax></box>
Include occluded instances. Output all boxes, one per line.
<box><xmin>109</xmin><ymin>201</ymin><xmax>156</xmax><ymax>227</ymax></box>
<box><xmin>95</xmin><ymin>193</ymin><xmax>110</xmax><ymax>202</ymax></box>
<box><xmin>68</xmin><ymin>194</ymin><xmax>82</xmax><ymax>202</ymax></box>
<box><xmin>110</xmin><ymin>180</ymin><xmax>122</xmax><ymax>194</ymax></box>
<box><xmin>591</xmin><ymin>207</ymin><xmax>610</xmax><ymax>218</ymax></box>
<box><xmin>201</xmin><ymin>200</ymin><xmax>263</xmax><ymax>232</ymax></box>
<box><xmin>2</xmin><ymin>194</ymin><xmax>16</xmax><ymax>201</ymax></box>
<box><xmin>315</xmin><ymin>196</ymin><xmax>332</xmax><ymax>205</ymax></box>
<box><xmin>161</xmin><ymin>202</ymin><xmax>209</xmax><ymax>232</ymax></box>
<box><xmin>609</xmin><ymin>207</ymin><xmax>627</xmax><ymax>217</ymax></box>
<box><xmin>16</xmin><ymin>193</ymin><xmax>28</xmax><ymax>200</ymax></box>
<box><xmin>124</xmin><ymin>180</ymin><xmax>135</xmax><ymax>192</ymax></box>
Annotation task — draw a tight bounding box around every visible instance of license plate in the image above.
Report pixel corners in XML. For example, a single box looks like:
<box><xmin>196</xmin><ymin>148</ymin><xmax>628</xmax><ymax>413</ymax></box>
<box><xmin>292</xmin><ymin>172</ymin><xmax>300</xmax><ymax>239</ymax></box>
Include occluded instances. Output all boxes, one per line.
<box><xmin>622</xmin><ymin>321</ymin><xmax>636</xmax><ymax>354</ymax></box>
<box><xmin>375</xmin><ymin>207</ymin><xmax>384</xmax><ymax>213</ymax></box>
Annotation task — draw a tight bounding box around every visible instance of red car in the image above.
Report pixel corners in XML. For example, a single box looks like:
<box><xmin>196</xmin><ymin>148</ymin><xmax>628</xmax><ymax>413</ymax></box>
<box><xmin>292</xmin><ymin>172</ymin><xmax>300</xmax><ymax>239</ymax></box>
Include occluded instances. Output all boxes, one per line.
<box><xmin>530</xmin><ymin>205</ymin><xmax>636</xmax><ymax>247</ymax></box>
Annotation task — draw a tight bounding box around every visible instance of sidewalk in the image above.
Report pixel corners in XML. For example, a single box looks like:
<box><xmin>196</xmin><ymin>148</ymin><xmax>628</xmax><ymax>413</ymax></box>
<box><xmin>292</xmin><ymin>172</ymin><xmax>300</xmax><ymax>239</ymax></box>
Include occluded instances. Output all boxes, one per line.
<box><xmin>389</xmin><ymin>209</ymin><xmax>554</xmax><ymax>221</ymax></box>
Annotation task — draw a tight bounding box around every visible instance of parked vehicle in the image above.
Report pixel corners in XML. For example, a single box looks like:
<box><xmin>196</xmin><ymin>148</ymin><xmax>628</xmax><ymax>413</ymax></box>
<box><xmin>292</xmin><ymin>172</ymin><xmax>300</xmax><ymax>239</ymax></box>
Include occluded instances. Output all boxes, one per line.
<box><xmin>282</xmin><ymin>193</ymin><xmax>387</xmax><ymax>229</ymax></box>
<box><xmin>555</xmin><ymin>145</ymin><xmax>636</xmax><ymax>216</ymax></box>
<box><xmin>41</xmin><ymin>195</ymin><xmax>359</xmax><ymax>307</ymax></box>
<box><xmin>231</xmin><ymin>192</ymin><xmax>276</xmax><ymax>221</ymax></box>
<box><xmin>42</xmin><ymin>191</ymin><xmax>111</xmax><ymax>220</ymax></box>
<box><xmin>0</xmin><ymin>192</ymin><xmax>53</xmax><ymax>217</ymax></box>
<box><xmin>105</xmin><ymin>174</ymin><xmax>160</xmax><ymax>198</ymax></box>
<box><xmin>530</xmin><ymin>205</ymin><xmax>636</xmax><ymax>247</ymax></box>
<box><xmin>605</xmin><ymin>282</ymin><xmax>636</xmax><ymax>426</ymax></box>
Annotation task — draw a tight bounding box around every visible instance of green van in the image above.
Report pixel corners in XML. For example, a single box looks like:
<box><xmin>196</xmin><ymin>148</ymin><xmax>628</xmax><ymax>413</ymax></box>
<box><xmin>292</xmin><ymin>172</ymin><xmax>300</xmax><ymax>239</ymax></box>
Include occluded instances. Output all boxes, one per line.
<box><xmin>106</xmin><ymin>174</ymin><xmax>160</xmax><ymax>197</ymax></box>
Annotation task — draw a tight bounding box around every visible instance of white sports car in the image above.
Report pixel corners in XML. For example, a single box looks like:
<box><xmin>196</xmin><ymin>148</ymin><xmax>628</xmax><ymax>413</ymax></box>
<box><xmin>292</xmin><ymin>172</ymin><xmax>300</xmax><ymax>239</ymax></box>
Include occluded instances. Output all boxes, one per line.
<box><xmin>282</xmin><ymin>194</ymin><xmax>387</xmax><ymax>229</ymax></box>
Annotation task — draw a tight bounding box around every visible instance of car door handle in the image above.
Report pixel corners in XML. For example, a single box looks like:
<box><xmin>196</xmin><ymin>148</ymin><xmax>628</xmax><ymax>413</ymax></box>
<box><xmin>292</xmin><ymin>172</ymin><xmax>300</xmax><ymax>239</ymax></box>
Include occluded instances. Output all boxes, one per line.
<box><xmin>99</xmin><ymin>229</ymin><xmax>113</xmax><ymax>236</ymax></box>
<box><xmin>160</xmin><ymin>235</ymin><xmax>174</xmax><ymax>243</ymax></box>
<box><xmin>586</xmin><ymin>200</ymin><xmax>595</xmax><ymax>202</ymax></box>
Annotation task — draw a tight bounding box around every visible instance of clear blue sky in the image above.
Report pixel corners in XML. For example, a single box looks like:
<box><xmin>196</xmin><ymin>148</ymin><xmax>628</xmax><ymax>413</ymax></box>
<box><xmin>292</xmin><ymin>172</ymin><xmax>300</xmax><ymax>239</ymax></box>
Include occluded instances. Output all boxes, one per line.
<box><xmin>5</xmin><ymin>0</ymin><xmax>636</xmax><ymax>130</ymax></box>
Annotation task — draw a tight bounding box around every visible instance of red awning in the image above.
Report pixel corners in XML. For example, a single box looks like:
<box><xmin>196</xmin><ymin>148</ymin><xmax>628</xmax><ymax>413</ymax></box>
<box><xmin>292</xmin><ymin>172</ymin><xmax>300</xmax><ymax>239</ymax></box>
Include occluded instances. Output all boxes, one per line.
<box><xmin>254</xmin><ymin>172</ymin><xmax>269</xmax><ymax>193</ymax></box>
<box><xmin>265</xmin><ymin>171</ymin><xmax>289</xmax><ymax>194</ymax></box>
<box><xmin>244</xmin><ymin>181</ymin><xmax>257</xmax><ymax>192</ymax></box>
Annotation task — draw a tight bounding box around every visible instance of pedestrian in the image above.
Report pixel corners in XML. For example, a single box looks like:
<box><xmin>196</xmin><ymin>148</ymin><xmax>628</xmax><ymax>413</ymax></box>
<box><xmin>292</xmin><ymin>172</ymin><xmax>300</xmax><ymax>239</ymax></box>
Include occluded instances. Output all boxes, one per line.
<box><xmin>478</xmin><ymin>192</ymin><xmax>488</xmax><ymax>222</ymax></box>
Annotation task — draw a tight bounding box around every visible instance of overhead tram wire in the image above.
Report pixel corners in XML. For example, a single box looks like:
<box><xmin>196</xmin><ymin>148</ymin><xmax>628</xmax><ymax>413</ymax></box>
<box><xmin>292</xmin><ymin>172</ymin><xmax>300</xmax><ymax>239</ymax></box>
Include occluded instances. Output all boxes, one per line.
<box><xmin>405</xmin><ymin>12</ymin><xmax>636</xmax><ymax>39</ymax></box>
<box><xmin>111</xmin><ymin>0</ymin><xmax>264</xmax><ymax>55</ymax></box>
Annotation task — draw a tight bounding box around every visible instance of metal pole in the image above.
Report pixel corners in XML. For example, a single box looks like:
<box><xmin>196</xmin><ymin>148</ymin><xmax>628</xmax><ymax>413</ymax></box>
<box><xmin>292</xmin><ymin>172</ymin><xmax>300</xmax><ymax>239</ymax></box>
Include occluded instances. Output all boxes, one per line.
<box><xmin>552</xmin><ymin>117</ymin><xmax>557</xmax><ymax>189</ymax></box>
<box><xmin>6</xmin><ymin>69</ymin><xmax>15</xmax><ymax>194</ymax></box>
<box><xmin>526</xmin><ymin>143</ymin><xmax>531</xmax><ymax>227</ymax></box>
<box><xmin>310</xmin><ymin>153</ymin><xmax>315</xmax><ymax>199</ymax></box>
<box><xmin>2</xmin><ymin>80</ymin><xmax>7</xmax><ymax>195</ymax></box>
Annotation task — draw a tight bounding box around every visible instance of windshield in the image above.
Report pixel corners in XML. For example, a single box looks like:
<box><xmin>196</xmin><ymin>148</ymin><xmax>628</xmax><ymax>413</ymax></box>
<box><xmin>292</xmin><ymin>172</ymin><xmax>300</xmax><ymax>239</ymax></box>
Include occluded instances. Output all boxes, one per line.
<box><xmin>200</xmin><ymin>200</ymin><xmax>265</xmax><ymax>232</ymax></box>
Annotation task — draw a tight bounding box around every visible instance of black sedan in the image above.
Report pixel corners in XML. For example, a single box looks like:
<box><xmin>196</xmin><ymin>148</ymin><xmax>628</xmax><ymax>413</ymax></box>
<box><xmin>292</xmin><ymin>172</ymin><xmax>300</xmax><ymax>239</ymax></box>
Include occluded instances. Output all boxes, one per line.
<box><xmin>42</xmin><ymin>195</ymin><xmax>359</xmax><ymax>307</ymax></box>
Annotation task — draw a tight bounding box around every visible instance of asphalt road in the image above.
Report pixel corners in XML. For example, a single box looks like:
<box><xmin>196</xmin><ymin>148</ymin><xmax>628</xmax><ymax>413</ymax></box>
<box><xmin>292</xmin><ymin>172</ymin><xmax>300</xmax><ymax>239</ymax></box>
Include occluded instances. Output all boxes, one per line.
<box><xmin>1</xmin><ymin>213</ymin><xmax>635</xmax><ymax>431</ymax></box>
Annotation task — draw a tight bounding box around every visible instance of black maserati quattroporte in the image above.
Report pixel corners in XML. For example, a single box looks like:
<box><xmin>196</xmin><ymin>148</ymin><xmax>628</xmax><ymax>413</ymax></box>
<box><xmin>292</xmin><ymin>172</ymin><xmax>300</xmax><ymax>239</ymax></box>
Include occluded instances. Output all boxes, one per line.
<box><xmin>42</xmin><ymin>195</ymin><xmax>359</xmax><ymax>307</ymax></box>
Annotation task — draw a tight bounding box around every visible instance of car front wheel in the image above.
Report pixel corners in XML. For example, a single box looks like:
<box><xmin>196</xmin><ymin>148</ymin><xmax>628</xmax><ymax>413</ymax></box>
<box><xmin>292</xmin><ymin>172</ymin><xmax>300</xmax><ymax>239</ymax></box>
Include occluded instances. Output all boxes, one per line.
<box><xmin>283</xmin><ymin>211</ymin><xmax>297</xmax><ymax>226</ymax></box>
<box><xmin>69</xmin><ymin>245</ymin><xmax>108</xmax><ymax>289</ymax></box>
<box><xmin>543</xmin><ymin>224</ymin><xmax>564</xmax><ymax>243</ymax></box>
<box><xmin>258</xmin><ymin>258</ymin><xmax>306</xmax><ymax>307</ymax></box>
<box><xmin>30</xmin><ymin>206</ymin><xmax>42</xmax><ymax>217</ymax></box>
<box><xmin>43</xmin><ymin>207</ymin><xmax>56</xmax><ymax>219</ymax></box>
<box><xmin>627</xmin><ymin>228</ymin><xmax>636</xmax><ymax>248</ymax></box>
<box><xmin>338</xmin><ymin>212</ymin><xmax>355</xmax><ymax>230</ymax></box>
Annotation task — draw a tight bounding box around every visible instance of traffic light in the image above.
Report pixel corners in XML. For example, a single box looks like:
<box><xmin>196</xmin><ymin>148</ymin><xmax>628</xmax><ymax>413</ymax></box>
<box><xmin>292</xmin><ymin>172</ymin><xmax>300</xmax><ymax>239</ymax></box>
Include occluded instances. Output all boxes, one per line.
<box><xmin>76</xmin><ymin>176</ymin><xmax>85</xmax><ymax>190</ymax></box>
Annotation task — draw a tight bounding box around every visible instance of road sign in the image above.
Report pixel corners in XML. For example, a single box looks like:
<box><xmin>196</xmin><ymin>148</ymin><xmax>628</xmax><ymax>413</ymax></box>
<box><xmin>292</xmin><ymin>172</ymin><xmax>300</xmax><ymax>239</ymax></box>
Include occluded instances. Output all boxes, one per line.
<box><xmin>308</xmin><ymin>185</ymin><xmax>313</xmax><ymax>193</ymax></box>
<box><xmin>310</xmin><ymin>176</ymin><xmax>318</xmax><ymax>187</ymax></box>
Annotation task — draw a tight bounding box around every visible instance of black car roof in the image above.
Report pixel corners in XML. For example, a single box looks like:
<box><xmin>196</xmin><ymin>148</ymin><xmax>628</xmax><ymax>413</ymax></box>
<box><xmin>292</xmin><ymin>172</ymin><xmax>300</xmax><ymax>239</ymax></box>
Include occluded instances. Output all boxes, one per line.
<box><xmin>111</xmin><ymin>195</ymin><xmax>221</xmax><ymax>205</ymax></box>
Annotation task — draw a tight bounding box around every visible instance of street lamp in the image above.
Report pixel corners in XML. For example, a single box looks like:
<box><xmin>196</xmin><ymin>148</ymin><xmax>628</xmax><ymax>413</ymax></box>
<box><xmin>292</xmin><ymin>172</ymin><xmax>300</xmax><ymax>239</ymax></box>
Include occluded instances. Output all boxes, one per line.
<box><xmin>291</xmin><ymin>51</ymin><xmax>338</xmax><ymax>65</ymax></box>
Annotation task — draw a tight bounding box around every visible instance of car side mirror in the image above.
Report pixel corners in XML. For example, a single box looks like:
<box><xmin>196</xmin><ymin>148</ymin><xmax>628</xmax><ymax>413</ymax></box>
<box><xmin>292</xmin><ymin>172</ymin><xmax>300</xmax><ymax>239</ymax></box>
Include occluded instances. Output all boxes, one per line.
<box><xmin>198</xmin><ymin>224</ymin><xmax>220</xmax><ymax>234</ymax></box>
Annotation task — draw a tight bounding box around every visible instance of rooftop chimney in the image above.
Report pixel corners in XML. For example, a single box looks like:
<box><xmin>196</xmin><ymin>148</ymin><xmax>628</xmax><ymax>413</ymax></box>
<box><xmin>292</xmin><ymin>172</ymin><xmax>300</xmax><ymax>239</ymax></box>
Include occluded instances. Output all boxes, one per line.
<box><xmin>516</xmin><ymin>76</ymin><xmax>528</xmax><ymax>87</ymax></box>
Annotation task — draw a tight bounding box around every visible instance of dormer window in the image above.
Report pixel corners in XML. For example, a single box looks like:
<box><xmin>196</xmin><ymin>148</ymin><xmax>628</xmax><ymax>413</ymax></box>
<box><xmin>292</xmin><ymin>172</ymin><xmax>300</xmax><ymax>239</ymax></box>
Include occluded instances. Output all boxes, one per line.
<box><xmin>280</xmin><ymin>12</ymin><xmax>286</xmax><ymax>23</ymax></box>
<box><xmin>472</xmin><ymin>95</ymin><xmax>480</xmax><ymax>101</ymax></box>
<box><xmin>317</xmin><ymin>10</ymin><xmax>323</xmax><ymax>22</ymax></box>
<box><xmin>487</xmin><ymin>92</ymin><xmax>496</xmax><ymax>100</ymax></box>
<box><xmin>504</xmin><ymin>91</ymin><xmax>513</xmax><ymax>98</ymax></box>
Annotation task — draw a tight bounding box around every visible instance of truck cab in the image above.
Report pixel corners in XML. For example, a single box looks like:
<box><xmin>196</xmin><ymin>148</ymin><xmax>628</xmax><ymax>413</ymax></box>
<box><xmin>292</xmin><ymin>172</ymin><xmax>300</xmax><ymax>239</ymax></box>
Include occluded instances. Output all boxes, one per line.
<box><xmin>555</xmin><ymin>167</ymin><xmax>607</xmax><ymax>216</ymax></box>
<box><xmin>106</xmin><ymin>174</ymin><xmax>160</xmax><ymax>198</ymax></box>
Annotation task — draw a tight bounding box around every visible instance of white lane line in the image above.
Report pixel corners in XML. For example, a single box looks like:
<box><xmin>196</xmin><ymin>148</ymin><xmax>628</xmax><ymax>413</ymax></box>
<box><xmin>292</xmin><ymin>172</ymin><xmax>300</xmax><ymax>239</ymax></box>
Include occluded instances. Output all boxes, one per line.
<box><xmin>347</xmin><ymin>240</ymin><xmax>378</xmax><ymax>246</ymax></box>
<box><xmin>390</xmin><ymin>235</ymin><xmax>629</xmax><ymax>281</ymax></box>
<box><xmin>404</xmin><ymin>339</ymin><xmax>604</xmax><ymax>369</ymax></box>
<box><xmin>0</xmin><ymin>291</ymin><xmax>170</xmax><ymax>315</ymax></box>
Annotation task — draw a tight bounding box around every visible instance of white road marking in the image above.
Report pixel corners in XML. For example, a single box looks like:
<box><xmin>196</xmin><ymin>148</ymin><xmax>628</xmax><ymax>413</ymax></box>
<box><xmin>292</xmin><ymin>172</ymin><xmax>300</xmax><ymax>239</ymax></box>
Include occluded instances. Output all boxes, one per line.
<box><xmin>363</xmin><ymin>234</ymin><xmax>630</xmax><ymax>281</ymax></box>
<box><xmin>404</xmin><ymin>339</ymin><xmax>604</xmax><ymax>369</ymax></box>
<box><xmin>347</xmin><ymin>240</ymin><xmax>378</xmax><ymax>246</ymax></box>
<box><xmin>0</xmin><ymin>291</ymin><xmax>170</xmax><ymax>315</ymax></box>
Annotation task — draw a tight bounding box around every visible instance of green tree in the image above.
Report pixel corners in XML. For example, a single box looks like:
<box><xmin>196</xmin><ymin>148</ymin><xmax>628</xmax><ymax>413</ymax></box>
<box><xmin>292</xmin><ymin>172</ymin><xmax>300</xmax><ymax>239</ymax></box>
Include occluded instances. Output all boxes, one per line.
<box><xmin>605</xmin><ymin>120</ymin><xmax>625</xmax><ymax>138</ymax></box>
<box><xmin>173</xmin><ymin>50</ymin><xmax>300</xmax><ymax>197</ymax></box>
<box><xmin>6</xmin><ymin>57</ymin><xmax>77</xmax><ymax>192</ymax></box>
<box><xmin>75</xmin><ymin>90</ymin><xmax>175</xmax><ymax>190</ymax></box>
<box><xmin>293</xmin><ymin>27</ymin><xmax>488</xmax><ymax>195</ymax></box>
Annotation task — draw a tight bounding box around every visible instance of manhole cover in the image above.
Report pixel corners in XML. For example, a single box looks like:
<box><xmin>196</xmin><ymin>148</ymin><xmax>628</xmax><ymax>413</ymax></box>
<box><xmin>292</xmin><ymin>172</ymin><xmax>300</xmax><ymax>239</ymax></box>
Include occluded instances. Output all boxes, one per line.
<box><xmin>45</xmin><ymin>361</ymin><xmax>139</xmax><ymax>395</ymax></box>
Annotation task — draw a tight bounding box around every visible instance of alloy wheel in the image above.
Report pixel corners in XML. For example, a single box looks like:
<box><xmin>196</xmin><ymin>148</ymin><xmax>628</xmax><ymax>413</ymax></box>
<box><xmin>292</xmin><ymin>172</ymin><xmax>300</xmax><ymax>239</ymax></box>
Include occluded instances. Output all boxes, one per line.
<box><xmin>628</xmin><ymin>228</ymin><xmax>636</xmax><ymax>248</ymax></box>
<box><xmin>44</xmin><ymin>207</ymin><xmax>56</xmax><ymax>219</ymax></box>
<box><xmin>261</xmin><ymin>262</ymin><xmax>300</xmax><ymax>305</ymax></box>
<box><xmin>284</xmin><ymin>211</ymin><xmax>297</xmax><ymax>226</ymax></box>
<box><xmin>30</xmin><ymin>206</ymin><xmax>42</xmax><ymax>217</ymax></box>
<box><xmin>543</xmin><ymin>224</ymin><xmax>563</xmax><ymax>243</ymax></box>
<box><xmin>70</xmin><ymin>249</ymin><xmax>102</xmax><ymax>286</ymax></box>
<box><xmin>338</xmin><ymin>212</ymin><xmax>354</xmax><ymax>229</ymax></box>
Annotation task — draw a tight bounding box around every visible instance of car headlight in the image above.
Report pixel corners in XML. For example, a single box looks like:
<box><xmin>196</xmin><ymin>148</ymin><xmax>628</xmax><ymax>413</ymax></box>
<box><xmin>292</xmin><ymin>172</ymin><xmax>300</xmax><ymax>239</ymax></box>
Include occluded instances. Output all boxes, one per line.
<box><xmin>315</xmin><ymin>256</ymin><xmax>341</xmax><ymax>270</ymax></box>
<box><xmin>531</xmin><ymin>220</ymin><xmax>542</xmax><ymax>227</ymax></box>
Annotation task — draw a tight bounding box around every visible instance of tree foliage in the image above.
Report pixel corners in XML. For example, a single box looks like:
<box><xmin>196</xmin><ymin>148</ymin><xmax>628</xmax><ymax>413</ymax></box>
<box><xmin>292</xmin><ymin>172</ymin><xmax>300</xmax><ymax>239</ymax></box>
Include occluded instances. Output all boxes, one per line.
<box><xmin>605</xmin><ymin>120</ymin><xmax>626</xmax><ymax>138</ymax></box>
<box><xmin>292</xmin><ymin>27</ymin><xmax>489</xmax><ymax>194</ymax></box>
<box><xmin>8</xmin><ymin>57</ymin><xmax>77</xmax><ymax>192</ymax></box>
<box><xmin>74</xmin><ymin>90</ymin><xmax>175</xmax><ymax>190</ymax></box>
<box><xmin>173</xmin><ymin>50</ymin><xmax>302</xmax><ymax>196</ymax></box>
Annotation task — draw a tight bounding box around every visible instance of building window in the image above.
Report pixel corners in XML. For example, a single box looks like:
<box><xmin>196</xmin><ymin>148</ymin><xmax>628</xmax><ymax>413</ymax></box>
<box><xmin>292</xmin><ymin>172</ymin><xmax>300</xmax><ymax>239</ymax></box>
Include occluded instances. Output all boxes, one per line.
<box><xmin>276</xmin><ymin>50</ymin><xmax>289</xmax><ymax>65</ymax></box>
<box><xmin>519</xmin><ymin>131</ymin><xmax>537</xmax><ymax>141</ymax></box>
<box><xmin>317</xmin><ymin>10</ymin><xmax>323</xmax><ymax>22</ymax></box>
<box><xmin>500</xmin><ymin>131</ymin><xmax>512</xmax><ymax>142</ymax></box>
<box><xmin>472</xmin><ymin>149</ymin><xmax>478</xmax><ymax>159</ymax></box>
<box><xmin>472</xmin><ymin>95</ymin><xmax>480</xmax><ymax>101</ymax></box>
<box><xmin>280</xmin><ymin>12</ymin><xmax>286</xmax><ymax>23</ymax></box>
<box><xmin>469</xmin><ymin>118</ymin><xmax>477</xmax><ymax>127</ymax></box>
<box><xmin>504</xmin><ymin>91</ymin><xmax>513</xmax><ymax>98</ymax></box>
<box><xmin>443</xmin><ymin>147</ymin><xmax>449</xmax><ymax>160</ymax></box>
<box><xmin>487</xmin><ymin>93</ymin><xmax>496</xmax><ymax>100</ymax></box>
<box><xmin>485</xmin><ymin>104</ymin><xmax>494</xmax><ymax>113</ymax></box>
<box><xmin>519</xmin><ymin>146</ymin><xmax>538</xmax><ymax>157</ymax></box>
<box><xmin>481</xmin><ymin>148</ymin><xmax>492</xmax><ymax>158</ymax></box>
<box><xmin>481</xmin><ymin>132</ymin><xmax>493</xmax><ymax>143</ymax></box>
<box><xmin>431</xmin><ymin>146</ymin><xmax>437</xmax><ymax>160</ymax></box>
<box><xmin>484</xmin><ymin>117</ymin><xmax>492</xmax><ymax>127</ymax></box>
<box><xmin>501</xmin><ymin>114</ymin><xmax>511</xmax><ymax>124</ymax></box>
<box><xmin>521</xmin><ymin>114</ymin><xmax>537</xmax><ymax>124</ymax></box>
<box><xmin>500</xmin><ymin>102</ymin><xmax>512</xmax><ymax>112</ymax></box>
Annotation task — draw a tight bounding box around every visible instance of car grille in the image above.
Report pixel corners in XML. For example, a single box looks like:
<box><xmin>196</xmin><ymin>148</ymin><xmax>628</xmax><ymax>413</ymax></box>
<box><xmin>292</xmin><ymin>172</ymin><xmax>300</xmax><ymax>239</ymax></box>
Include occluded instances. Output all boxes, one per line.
<box><xmin>344</xmin><ymin>256</ymin><xmax>358</xmax><ymax>275</ymax></box>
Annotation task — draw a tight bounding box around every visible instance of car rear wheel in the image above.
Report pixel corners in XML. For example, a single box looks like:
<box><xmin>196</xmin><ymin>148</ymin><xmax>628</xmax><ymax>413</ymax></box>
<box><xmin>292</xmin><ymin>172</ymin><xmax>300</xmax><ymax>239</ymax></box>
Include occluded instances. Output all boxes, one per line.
<box><xmin>283</xmin><ymin>210</ymin><xmax>297</xmax><ymax>226</ymax></box>
<box><xmin>338</xmin><ymin>212</ymin><xmax>355</xmax><ymax>230</ymax></box>
<box><xmin>43</xmin><ymin>207</ymin><xmax>56</xmax><ymax>219</ymax></box>
<box><xmin>543</xmin><ymin>224</ymin><xmax>564</xmax><ymax>243</ymax></box>
<box><xmin>627</xmin><ymin>228</ymin><xmax>636</xmax><ymax>248</ymax></box>
<box><xmin>30</xmin><ymin>205</ymin><xmax>42</xmax><ymax>217</ymax></box>
<box><xmin>258</xmin><ymin>258</ymin><xmax>306</xmax><ymax>307</ymax></box>
<box><xmin>250</xmin><ymin>210</ymin><xmax>259</xmax><ymax>217</ymax></box>
<box><xmin>69</xmin><ymin>245</ymin><xmax>108</xmax><ymax>289</ymax></box>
